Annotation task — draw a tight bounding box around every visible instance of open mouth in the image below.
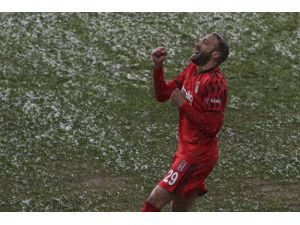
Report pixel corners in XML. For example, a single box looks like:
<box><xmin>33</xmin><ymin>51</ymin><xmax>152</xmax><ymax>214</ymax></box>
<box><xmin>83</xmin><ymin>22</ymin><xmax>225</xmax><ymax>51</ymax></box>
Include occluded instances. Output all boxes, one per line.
<box><xmin>190</xmin><ymin>49</ymin><xmax>203</xmax><ymax>63</ymax></box>
<box><xmin>192</xmin><ymin>51</ymin><xmax>201</xmax><ymax>57</ymax></box>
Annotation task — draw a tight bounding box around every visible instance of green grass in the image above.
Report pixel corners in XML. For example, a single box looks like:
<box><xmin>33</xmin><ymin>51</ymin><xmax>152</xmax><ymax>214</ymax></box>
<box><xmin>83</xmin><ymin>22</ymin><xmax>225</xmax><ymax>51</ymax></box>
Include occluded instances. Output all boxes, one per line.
<box><xmin>0</xmin><ymin>12</ymin><xmax>299</xmax><ymax>211</ymax></box>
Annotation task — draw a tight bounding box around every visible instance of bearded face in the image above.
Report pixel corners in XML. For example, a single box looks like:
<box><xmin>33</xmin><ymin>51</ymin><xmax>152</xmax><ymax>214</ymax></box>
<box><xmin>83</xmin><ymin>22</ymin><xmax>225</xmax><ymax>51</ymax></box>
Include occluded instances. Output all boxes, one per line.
<box><xmin>190</xmin><ymin>49</ymin><xmax>213</xmax><ymax>66</ymax></box>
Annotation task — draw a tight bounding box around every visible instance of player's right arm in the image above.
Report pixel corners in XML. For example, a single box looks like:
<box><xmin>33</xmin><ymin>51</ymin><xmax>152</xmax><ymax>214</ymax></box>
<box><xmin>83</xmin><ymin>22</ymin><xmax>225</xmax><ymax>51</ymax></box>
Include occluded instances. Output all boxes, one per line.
<box><xmin>151</xmin><ymin>47</ymin><xmax>187</xmax><ymax>102</ymax></box>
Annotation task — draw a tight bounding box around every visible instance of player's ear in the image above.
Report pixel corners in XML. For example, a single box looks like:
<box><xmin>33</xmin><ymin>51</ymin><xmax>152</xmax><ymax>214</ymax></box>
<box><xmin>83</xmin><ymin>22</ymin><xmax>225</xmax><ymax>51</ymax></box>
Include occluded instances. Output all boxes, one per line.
<box><xmin>212</xmin><ymin>51</ymin><xmax>221</xmax><ymax>63</ymax></box>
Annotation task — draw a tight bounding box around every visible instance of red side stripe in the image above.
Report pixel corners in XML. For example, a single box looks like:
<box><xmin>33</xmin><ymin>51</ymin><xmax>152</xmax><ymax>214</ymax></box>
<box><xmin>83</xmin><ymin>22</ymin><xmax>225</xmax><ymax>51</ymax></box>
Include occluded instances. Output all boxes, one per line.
<box><xmin>175</xmin><ymin>164</ymin><xmax>197</xmax><ymax>196</ymax></box>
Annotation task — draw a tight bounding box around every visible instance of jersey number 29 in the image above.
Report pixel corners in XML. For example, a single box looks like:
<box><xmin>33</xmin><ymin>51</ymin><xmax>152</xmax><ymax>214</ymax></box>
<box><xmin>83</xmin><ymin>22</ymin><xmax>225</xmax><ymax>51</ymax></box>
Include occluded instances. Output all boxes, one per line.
<box><xmin>163</xmin><ymin>169</ymin><xmax>178</xmax><ymax>186</ymax></box>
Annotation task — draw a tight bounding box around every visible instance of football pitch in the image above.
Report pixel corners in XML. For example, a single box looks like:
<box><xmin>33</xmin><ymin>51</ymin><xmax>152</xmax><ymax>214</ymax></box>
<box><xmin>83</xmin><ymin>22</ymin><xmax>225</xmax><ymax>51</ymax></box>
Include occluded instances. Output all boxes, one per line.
<box><xmin>0</xmin><ymin>12</ymin><xmax>299</xmax><ymax>211</ymax></box>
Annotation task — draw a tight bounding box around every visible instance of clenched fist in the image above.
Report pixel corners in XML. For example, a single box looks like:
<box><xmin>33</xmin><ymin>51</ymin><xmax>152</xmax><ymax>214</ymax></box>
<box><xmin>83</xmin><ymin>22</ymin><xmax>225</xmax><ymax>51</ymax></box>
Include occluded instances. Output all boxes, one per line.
<box><xmin>151</xmin><ymin>47</ymin><xmax>167</xmax><ymax>69</ymax></box>
<box><xmin>170</xmin><ymin>88</ymin><xmax>186</xmax><ymax>107</ymax></box>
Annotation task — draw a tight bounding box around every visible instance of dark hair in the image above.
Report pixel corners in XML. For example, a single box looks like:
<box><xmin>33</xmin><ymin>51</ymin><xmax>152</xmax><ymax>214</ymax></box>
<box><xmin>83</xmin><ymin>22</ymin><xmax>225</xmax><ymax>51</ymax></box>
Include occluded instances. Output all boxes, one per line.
<box><xmin>212</xmin><ymin>32</ymin><xmax>229</xmax><ymax>65</ymax></box>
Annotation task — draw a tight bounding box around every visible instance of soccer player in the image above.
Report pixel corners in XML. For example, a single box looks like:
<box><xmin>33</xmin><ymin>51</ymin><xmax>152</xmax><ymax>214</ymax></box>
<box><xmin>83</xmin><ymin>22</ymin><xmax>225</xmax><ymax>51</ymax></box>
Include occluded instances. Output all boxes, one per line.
<box><xmin>141</xmin><ymin>33</ymin><xmax>229</xmax><ymax>212</ymax></box>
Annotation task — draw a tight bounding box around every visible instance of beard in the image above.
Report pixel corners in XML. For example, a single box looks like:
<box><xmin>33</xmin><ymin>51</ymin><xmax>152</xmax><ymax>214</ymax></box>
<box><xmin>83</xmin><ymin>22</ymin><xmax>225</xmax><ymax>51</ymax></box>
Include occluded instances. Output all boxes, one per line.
<box><xmin>190</xmin><ymin>50</ymin><xmax>212</xmax><ymax>66</ymax></box>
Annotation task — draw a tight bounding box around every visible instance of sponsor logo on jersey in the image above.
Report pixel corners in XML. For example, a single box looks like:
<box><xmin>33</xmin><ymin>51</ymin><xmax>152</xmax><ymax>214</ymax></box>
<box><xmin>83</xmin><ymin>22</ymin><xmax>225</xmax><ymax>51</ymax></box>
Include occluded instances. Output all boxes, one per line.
<box><xmin>177</xmin><ymin>160</ymin><xmax>187</xmax><ymax>172</ymax></box>
<box><xmin>205</xmin><ymin>97</ymin><xmax>221</xmax><ymax>104</ymax></box>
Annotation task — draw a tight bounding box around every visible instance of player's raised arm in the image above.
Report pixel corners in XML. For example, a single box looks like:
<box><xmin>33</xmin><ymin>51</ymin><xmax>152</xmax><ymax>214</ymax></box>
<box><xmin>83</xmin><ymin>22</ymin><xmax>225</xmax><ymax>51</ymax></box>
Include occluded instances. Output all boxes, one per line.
<box><xmin>151</xmin><ymin>47</ymin><xmax>170</xmax><ymax>102</ymax></box>
<box><xmin>151</xmin><ymin>47</ymin><xmax>187</xmax><ymax>102</ymax></box>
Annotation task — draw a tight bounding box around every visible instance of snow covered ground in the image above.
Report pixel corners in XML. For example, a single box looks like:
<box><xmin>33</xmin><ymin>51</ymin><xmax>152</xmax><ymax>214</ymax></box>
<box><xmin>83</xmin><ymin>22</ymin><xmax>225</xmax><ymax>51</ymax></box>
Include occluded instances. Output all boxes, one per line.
<box><xmin>0</xmin><ymin>13</ymin><xmax>299</xmax><ymax>211</ymax></box>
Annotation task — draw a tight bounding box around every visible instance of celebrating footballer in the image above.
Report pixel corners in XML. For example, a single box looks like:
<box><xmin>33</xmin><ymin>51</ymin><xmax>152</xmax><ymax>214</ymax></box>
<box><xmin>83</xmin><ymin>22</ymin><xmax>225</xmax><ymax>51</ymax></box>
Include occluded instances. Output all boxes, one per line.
<box><xmin>141</xmin><ymin>32</ymin><xmax>229</xmax><ymax>212</ymax></box>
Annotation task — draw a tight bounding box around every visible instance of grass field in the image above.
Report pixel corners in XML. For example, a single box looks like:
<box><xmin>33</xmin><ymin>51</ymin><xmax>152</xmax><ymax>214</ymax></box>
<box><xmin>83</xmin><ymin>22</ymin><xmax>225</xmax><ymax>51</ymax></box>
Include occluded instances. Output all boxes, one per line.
<box><xmin>0</xmin><ymin>12</ymin><xmax>299</xmax><ymax>211</ymax></box>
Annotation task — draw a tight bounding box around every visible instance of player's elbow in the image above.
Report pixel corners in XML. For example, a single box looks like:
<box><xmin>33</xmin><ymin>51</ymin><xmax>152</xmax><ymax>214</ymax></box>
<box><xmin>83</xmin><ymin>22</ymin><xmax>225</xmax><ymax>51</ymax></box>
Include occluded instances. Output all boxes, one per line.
<box><xmin>155</xmin><ymin>92</ymin><xmax>170</xmax><ymax>102</ymax></box>
<box><xmin>156</xmin><ymin>96</ymin><xmax>169</xmax><ymax>102</ymax></box>
<box><xmin>201</xmin><ymin>123</ymin><xmax>222</xmax><ymax>137</ymax></box>
<box><xmin>202</xmin><ymin>127</ymin><xmax>216</xmax><ymax>137</ymax></box>
<box><xmin>202</xmin><ymin>113</ymin><xmax>223</xmax><ymax>137</ymax></box>
<box><xmin>203</xmin><ymin>128</ymin><xmax>219</xmax><ymax>137</ymax></box>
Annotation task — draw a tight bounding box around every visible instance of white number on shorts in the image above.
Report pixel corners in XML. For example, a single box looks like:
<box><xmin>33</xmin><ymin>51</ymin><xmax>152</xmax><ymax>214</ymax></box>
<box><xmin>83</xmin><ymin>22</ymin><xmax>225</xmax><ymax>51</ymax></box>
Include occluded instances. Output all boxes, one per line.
<box><xmin>163</xmin><ymin>169</ymin><xmax>179</xmax><ymax>186</ymax></box>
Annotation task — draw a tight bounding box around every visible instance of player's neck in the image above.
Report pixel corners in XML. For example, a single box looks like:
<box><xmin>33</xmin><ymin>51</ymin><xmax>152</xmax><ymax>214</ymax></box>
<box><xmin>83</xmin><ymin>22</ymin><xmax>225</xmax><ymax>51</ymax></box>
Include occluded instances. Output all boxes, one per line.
<box><xmin>197</xmin><ymin>62</ymin><xmax>217</xmax><ymax>73</ymax></box>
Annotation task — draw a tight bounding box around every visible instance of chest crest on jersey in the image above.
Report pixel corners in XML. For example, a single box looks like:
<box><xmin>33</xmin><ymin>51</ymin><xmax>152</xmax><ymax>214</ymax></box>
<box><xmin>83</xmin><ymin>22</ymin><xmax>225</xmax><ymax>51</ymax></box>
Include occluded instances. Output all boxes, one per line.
<box><xmin>182</xmin><ymin>85</ymin><xmax>193</xmax><ymax>103</ymax></box>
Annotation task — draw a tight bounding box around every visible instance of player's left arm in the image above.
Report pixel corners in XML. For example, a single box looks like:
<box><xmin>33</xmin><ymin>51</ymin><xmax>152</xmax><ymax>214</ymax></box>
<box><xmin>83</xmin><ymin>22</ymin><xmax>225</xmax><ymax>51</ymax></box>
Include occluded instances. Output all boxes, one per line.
<box><xmin>181</xmin><ymin>104</ymin><xmax>224</xmax><ymax>137</ymax></box>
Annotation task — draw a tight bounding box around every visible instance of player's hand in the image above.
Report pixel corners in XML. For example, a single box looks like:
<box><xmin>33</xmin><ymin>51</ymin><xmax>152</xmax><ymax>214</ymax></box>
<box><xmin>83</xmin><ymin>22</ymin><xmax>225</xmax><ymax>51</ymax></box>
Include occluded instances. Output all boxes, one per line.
<box><xmin>170</xmin><ymin>88</ymin><xmax>186</xmax><ymax>107</ymax></box>
<box><xmin>151</xmin><ymin>47</ymin><xmax>167</xmax><ymax>69</ymax></box>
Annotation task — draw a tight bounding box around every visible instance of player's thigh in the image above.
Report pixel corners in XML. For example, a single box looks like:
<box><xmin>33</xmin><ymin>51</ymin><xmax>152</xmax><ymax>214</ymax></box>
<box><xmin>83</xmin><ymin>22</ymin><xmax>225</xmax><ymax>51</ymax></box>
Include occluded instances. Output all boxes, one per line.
<box><xmin>171</xmin><ymin>193</ymin><xmax>198</xmax><ymax>212</ymax></box>
<box><xmin>147</xmin><ymin>185</ymin><xmax>175</xmax><ymax>209</ymax></box>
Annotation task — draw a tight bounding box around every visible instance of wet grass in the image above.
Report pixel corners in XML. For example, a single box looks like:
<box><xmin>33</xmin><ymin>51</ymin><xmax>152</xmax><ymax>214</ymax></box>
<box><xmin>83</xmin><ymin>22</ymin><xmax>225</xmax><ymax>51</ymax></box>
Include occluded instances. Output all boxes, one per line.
<box><xmin>0</xmin><ymin>12</ymin><xmax>299</xmax><ymax>211</ymax></box>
